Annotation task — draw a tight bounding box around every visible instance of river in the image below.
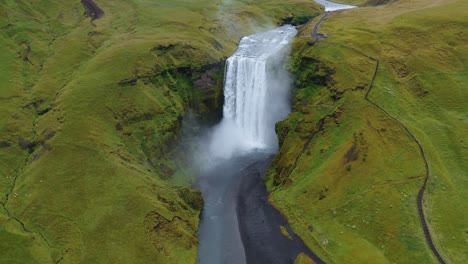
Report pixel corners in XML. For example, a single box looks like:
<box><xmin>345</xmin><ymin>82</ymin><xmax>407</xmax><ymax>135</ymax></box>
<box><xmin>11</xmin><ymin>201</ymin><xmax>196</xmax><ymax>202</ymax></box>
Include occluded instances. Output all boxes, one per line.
<box><xmin>314</xmin><ymin>0</ymin><xmax>356</xmax><ymax>11</ymax></box>
<box><xmin>196</xmin><ymin>1</ymin><xmax>357</xmax><ymax>262</ymax></box>
<box><xmin>195</xmin><ymin>25</ymin><xmax>324</xmax><ymax>264</ymax></box>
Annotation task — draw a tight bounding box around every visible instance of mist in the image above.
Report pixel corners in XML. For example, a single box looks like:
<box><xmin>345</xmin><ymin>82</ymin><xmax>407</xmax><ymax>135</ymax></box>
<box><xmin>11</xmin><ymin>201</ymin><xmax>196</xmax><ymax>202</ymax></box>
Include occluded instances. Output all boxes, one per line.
<box><xmin>191</xmin><ymin>25</ymin><xmax>297</xmax><ymax>264</ymax></box>
<box><xmin>195</xmin><ymin>25</ymin><xmax>296</xmax><ymax>166</ymax></box>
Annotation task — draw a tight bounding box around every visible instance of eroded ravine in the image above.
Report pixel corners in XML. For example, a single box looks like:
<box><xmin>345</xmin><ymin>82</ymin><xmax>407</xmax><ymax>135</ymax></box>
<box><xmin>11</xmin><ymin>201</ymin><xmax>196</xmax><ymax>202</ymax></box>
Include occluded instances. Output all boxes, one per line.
<box><xmin>195</xmin><ymin>25</ymin><xmax>324</xmax><ymax>264</ymax></box>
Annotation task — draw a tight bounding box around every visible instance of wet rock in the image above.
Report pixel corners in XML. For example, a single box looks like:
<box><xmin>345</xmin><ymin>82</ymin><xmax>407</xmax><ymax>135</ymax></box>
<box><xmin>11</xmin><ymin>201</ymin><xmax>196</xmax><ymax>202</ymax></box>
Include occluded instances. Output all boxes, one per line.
<box><xmin>179</xmin><ymin>188</ymin><xmax>204</xmax><ymax>211</ymax></box>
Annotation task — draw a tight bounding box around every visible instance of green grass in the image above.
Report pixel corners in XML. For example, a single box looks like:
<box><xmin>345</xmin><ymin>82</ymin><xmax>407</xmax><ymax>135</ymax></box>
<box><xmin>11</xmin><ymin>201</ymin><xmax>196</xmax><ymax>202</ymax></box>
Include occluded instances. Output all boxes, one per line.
<box><xmin>0</xmin><ymin>0</ymin><xmax>321</xmax><ymax>263</ymax></box>
<box><xmin>2</xmin><ymin>0</ymin><xmax>465</xmax><ymax>262</ymax></box>
<box><xmin>268</xmin><ymin>0</ymin><xmax>468</xmax><ymax>263</ymax></box>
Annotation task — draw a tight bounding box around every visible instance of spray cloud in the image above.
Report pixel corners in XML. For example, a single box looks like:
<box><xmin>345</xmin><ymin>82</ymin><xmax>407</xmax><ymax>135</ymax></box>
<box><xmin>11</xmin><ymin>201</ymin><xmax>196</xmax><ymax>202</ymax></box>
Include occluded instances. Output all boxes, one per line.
<box><xmin>199</xmin><ymin>25</ymin><xmax>297</xmax><ymax>164</ymax></box>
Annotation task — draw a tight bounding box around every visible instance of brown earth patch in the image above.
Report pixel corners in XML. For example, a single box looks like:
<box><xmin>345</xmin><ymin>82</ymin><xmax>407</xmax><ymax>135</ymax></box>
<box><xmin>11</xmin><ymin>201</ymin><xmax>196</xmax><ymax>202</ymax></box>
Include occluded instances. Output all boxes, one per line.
<box><xmin>144</xmin><ymin>212</ymin><xmax>197</xmax><ymax>254</ymax></box>
<box><xmin>344</xmin><ymin>143</ymin><xmax>359</xmax><ymax>163</ymax></box>
<box><xmin>81</xmin><ymin>0</ymin><xmax>104</xmax><ymax>21</ymax></box>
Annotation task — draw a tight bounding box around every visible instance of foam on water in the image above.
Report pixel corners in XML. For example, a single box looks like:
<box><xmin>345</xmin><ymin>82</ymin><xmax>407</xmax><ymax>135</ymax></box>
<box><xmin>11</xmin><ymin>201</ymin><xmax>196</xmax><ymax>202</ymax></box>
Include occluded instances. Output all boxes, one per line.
<box><xmin>314</xmin><ymin>0</ymin><xmax>356</xmax><ymax>11</ymax></box>
<box><xmin>197</xmin><ymin>26</ymin><xmax>297</xmax><ymax>264</ymax></box>
<box><xmin>208</xmin><ymin>25</ymin><xmax>297</xmax><ymax>160</ymax></box>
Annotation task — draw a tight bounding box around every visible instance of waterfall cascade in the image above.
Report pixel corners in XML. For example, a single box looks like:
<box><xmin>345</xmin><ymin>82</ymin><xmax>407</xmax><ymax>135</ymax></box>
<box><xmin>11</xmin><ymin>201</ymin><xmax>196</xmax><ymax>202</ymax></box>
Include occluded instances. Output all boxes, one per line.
<box><xmin>196</xmin><ymin>25</ymin><xmax>298</xmax><ymax>264</ymax></box>
<box><xmin>208</xmin><ymin>25</ymin><xmax>297</xmax><ymax>159</ymax></box>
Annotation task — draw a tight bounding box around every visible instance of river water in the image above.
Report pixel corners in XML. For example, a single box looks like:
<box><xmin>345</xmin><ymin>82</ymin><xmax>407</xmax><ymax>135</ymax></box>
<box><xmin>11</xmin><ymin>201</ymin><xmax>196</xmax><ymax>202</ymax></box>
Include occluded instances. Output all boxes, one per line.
<box><xmin>195</xmin><ymin>2</ymin><xmax>356</xmax><ymax>263</ymax></box>
<box><xmin>195</xmin><ymin>2</ymin><xmax>358</xmax><ymax>263</ymax></box>
<box><xmin>196</xmin><ymin>25</ymin><xmax>314</xmax><ymax>264</ymax></box>
<box><xmin>314</xmin><ymin>0</ymin><xmax>356</xmax><ymax>11</ymax></box>
<box><xmin>196</xmin><ymin>151</ymin><xmax>272</xmax><ymax>264</ymax></box>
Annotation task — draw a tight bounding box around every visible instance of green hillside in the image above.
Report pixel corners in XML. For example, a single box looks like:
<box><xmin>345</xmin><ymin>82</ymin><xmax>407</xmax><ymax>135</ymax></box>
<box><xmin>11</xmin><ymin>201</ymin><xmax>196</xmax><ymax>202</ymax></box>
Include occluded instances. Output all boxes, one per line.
<box><xmin>268</xmin><ymin>0</ymin><xmax>468</xmax><ymax>263</ymax></box>
<box><xmin>1</xmin><ymin>0</ymin><xmax>466</xmax><ymax>263</ymax></box>
<box><xmin>0</xmin><ymin>0</ymin><xmax>320</xmax><ymax>263</ymax></box>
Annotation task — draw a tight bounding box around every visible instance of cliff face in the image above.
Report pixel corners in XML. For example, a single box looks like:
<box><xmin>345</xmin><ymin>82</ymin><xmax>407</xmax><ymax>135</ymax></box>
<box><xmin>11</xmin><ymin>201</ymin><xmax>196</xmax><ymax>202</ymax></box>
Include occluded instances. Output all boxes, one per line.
<box><xmin>0</xmin><ymin>0</ymin><xmax>320</xmax><ymax>263</ymax></box>
<box><xmin>267</xmin><ymin>0</ymin><xmax>468</xmax><ymax>263</ymax></box>
<box><xmin>2</xmin><ymin>0</ymin><xmax>465</xmax><ymax>263</ymax></box>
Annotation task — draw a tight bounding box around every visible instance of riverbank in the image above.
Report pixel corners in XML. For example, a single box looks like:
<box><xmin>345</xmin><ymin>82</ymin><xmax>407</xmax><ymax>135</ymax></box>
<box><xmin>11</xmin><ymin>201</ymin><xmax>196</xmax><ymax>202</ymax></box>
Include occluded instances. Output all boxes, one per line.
<box><xmin>267</xmin><ymin>0</ymin><xmax>467</xmax><ymax>263</ymax></box>
<box><xmin>237</xmin><ymin>157</ymin><xmax>325</xmax><ymax>264</ymax></box>
<box><xmin>195</xmin><ymin>25</ymin><xmax>326</xmax><ymax>263</ymax></box>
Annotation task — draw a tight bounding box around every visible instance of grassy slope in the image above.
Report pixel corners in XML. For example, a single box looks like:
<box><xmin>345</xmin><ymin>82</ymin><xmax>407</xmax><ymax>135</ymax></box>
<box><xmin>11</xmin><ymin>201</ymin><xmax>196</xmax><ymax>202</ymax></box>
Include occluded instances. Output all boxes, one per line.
<box><xmin>0</xmin><ymin>0</ymin><xmax>321</xmax><ymax>263</ymax></box>
<box><xmin>268</xmin><ymin>0</ymin><xmax>467</xmax><ymax>263</ymax></box>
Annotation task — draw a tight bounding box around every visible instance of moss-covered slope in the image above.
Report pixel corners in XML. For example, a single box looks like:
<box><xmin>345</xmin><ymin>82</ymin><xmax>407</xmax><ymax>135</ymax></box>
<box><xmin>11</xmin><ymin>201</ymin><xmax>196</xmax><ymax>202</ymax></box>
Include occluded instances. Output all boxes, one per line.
<box><xmin>0</xmin><ymin>0</ymin><xmax>321</xmax><ymax>263</ymax></box>
<box><xmin>269</xmin><ymin>0</ymin><xmax>467</xmax><ymax>263</ymax></box>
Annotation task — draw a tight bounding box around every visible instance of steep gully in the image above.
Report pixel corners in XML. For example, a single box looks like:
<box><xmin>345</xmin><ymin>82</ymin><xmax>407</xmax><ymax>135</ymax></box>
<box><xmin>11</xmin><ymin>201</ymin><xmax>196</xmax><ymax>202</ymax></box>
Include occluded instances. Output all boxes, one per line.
<box><xmin>195</xmin><ymin>1</ymin><xmax>356</xmax><ymax>264</ymax></box>
<box><xmin>310</xmin><ymin>5</ymin><xmax>446</xmax><ymax>264</ymax></box>
<box><xmin>195</xmin><ymin>26</ymin><xmax>325</xmax><ymax>264</ymax></box>
<box><xmin>196</xmin><ymin>1</ymin><xmax>445</xmax><ymax>263</ymax></box>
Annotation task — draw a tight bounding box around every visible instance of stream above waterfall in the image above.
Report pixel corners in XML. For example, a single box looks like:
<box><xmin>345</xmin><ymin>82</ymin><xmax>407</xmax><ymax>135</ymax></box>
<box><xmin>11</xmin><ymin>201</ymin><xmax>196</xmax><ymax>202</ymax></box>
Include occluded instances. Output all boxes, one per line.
<box><xmin>314</xmin><ymin>0</ymin><xmax>356</xmax><ymax>11</ymax></box>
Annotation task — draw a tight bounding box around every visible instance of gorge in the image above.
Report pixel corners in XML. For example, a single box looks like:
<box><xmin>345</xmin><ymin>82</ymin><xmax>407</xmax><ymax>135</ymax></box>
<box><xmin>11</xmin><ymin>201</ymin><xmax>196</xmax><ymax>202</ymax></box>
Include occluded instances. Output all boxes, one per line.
<box><xmin>0</xmin><ymin>0</ymin><xmax>465</xmax><ymax>263</ymax></box>
<box><xmin>196</xmin><ymin>2</ymin><xmax>359</xmax><ymax>262</ymax></box>
<box><xmin>196</xmin><ymin>25</ymin><xmax>322</xmax><ymax>264</ymax></box>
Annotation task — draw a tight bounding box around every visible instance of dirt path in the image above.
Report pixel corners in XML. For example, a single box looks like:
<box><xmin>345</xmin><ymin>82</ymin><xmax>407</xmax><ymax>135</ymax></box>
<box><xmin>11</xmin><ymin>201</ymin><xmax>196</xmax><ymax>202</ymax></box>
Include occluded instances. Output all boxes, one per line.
<box><xmin>305</xmin><ymin>10</ymin><xmax>447</xmax><ymax>264</ymax></box>
<box><xmin>364</xmin><ymin>56</ymin><xmax>447</xmax><ymax>264</ymax></box>
<box><xmin>311</xmin><ymin>12</ymin><xmax>330</xmax><ymax>43</ymax></box>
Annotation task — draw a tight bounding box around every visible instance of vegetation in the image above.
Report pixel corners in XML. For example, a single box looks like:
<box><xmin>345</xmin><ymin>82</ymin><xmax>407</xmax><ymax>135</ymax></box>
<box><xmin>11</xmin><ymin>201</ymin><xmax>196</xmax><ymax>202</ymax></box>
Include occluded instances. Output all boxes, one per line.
<box><xmin>1</xmin><ymin>0</ymin><xmax>466</xmax><ymax>263</ymax></box>
<box><xmin>0</xmin><ymin>0</ymin><xmax>320</xmax><ymax>263</ymax></box>
<box><xmin>267</xmin><ymin>0</ymin><xmax>468</xmax><ymax>263</ymax></box>
<box><xmin>291</xmin><ymin>14</ymin><xmax>320</xmax><ymax>26</ymax></box>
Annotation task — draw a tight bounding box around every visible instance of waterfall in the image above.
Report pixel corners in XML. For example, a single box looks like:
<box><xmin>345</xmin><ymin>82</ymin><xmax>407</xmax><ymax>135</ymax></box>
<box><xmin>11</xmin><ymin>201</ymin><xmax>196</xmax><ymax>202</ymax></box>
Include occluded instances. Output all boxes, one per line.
<box><xmin>196</xmin><ymin>25</ymin><xmax>298</xmax><ymax>264</ymax></box>
<box><xmin>223</xmin><ymin>57</ymin><xmax>269</xmax><ymax>146</ymax></box>
<box><xmin>208</xmin><ymin>25</ymin><xmax>297</xmax><ymax>159</ymax></box>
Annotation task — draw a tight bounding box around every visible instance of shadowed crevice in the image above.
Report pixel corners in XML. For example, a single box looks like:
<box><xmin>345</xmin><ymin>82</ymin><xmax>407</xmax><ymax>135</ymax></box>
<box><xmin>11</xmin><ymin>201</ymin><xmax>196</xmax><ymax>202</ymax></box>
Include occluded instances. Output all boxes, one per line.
<box><xmin>81</xmin><ymin>0</ymin><xmax>104</xmax><ymax>21</ymax></box>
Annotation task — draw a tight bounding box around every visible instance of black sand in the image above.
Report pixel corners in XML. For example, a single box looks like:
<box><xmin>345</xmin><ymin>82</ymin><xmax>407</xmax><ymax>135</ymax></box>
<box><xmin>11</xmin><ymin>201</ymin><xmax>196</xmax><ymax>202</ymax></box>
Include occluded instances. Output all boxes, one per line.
<box><xmin>236</xmin><ymin>158</ymin><xmax>325</xmax><ymax>264</ymax></box>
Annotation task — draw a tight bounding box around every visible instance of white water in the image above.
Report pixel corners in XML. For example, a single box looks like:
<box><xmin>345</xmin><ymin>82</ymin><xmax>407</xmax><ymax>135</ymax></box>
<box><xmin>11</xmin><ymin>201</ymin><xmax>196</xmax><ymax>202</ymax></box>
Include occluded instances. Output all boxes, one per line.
<box><xmin>196</xmin><ymin>25</ymin><xmax>297</xmax><ymax>264</ymax></box>
<box><xmin>207</xmin><ymin>25</ymin><xmax>297</xmax><ymax>160</ymax></box>
<box><xmin>314</xmin><ymin>0</ymin><xmax>356</xmax><ymax>11</ymax></box>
